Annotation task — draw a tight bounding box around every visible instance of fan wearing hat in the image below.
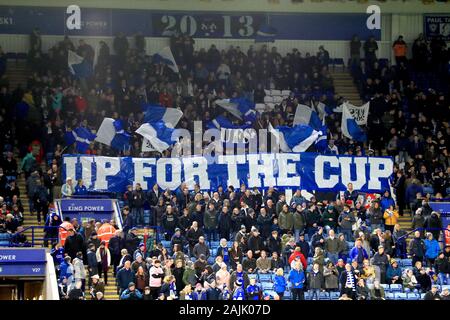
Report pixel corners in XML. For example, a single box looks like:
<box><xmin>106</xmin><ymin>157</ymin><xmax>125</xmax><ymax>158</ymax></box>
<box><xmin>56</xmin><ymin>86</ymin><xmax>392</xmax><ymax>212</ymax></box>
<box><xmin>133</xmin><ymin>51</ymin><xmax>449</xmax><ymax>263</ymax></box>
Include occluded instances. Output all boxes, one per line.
<box><xmin>232</xmin><ymin>278</ymin><xmax>246</xmax><ymax>300</ymax></box>
<box><xmin>89</xmin><ymin>274</ymin><xmax>105</xmax><ymax>299</ymax></box>
<box><xmin>120</xmin><ymin>282</ymin><xmax>143</xmax><ymax>300</ymax></box>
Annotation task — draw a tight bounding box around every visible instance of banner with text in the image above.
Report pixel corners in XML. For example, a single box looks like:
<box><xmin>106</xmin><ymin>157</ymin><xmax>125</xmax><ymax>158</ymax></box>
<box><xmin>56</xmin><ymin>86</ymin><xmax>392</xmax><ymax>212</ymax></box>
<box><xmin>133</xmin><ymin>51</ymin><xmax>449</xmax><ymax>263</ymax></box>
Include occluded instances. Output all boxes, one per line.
<box><xmin>424</xmin><ymin>15</ymin><xmax>450</xmax><ymax>41</ymax></box>
<box><xmin>62</xmin><ymin>153</ymin><xmax>393</xmax><ymax>193</ymax></box>
<box><xmin>0</xmin><ymin>6</ymin><xmax>381</xmax><ymax>40</ymax></box>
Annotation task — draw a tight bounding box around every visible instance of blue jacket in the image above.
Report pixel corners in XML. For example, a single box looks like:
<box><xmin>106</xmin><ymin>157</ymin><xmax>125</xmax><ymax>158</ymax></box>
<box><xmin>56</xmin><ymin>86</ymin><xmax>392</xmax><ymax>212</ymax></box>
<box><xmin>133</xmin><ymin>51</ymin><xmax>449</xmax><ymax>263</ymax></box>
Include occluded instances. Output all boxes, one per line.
<box><xmin>116</xmin><ymin>268</ymin><xmax>135</xmax><ymax>290</ymax></box>
<box><xmin>273</xmin><ymin>275</ymin><xmax>287</xmax><ymax>293</ymax></box>
<box><xmin>120</xmin><ymin>288</ymin><xmax>143</xmax><ymax>300</ymax></box>
<box><xmin>405</xmin><ymin>184</ymin><xmax>423</xmax><ymax>205</ymax></box>
<box><xmin>386</xmin><ymin>265</ymin><xmax>402</xmax><ymax>281</ymax></box>
<box><xmin>74</xmin><ymin>184</ymin><xmax>88</xmax><ymax>195</ymax></box>
<box><xmin>232</xmin><ymin>286</ymin><xmax>246</xmax><ymax>300</ymax></box>
<box><xmin>51</xmin><ymin>247</ymin><xmax>65</xmax><ymax>266</ymax></box>
<box><xmin>424</xmin><ymin>239</ymin><xmax>440</xmax><ymax>259</ymax></box>
<box><xmin>349</xmin><ymin>246</ymin><xmax>369</xmax><ymax>262</ymax></box>
<box><xmin>288</xmin><ymin>269</ymin><xmax>305</xmax><ymax>289</ymax></box>
<box><xmin>380</xmin><ymin>193</ymin><xmax>396</xmax><ymax>212</ymax></box>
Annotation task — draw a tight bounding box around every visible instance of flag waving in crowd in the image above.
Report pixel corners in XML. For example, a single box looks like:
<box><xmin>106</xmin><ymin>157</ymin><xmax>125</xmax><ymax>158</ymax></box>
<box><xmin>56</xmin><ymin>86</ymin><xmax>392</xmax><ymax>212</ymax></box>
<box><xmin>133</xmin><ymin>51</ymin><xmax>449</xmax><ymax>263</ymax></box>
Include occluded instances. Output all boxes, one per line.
<box><xmin>341</xmin><ymin>103</ymin><xmax>367</xmax><ymax>142</ymax></box>
<box><xmin>68</xmin><ymin>50</ymin><xmax>93</xmax><ymax>78</ymax></box>
<box><xmin>95</xmin><ymin>118</ymin><xmax>132</xmax><ymax>151</ymax></box>
<box><xmin>64</xmin><ymin>126</ymin><xmax>96</xmax><ymax>153</ymax></box>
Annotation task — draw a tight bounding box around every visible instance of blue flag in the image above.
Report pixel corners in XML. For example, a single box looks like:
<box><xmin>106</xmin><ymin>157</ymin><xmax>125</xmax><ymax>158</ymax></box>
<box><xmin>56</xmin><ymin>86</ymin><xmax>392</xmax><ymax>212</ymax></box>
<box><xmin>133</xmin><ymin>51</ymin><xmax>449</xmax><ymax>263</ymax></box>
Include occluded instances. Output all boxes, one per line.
<box><xmin>135</xmin><ymin>121</ymin><xmax>175</xmax><ymax>153</ymax></box>
<box><xmin>68</xmin><ymin>50</ymin><xmax>93</xmax><ymax>78</ymax></box>
<box><xmin>142</xmin><ymin>103</ymin><xmax>183</xmax><ymax>128</ymax></box>
<box><xmin>64</xmin><ymin>127</ymin><xmax>96</xmax><ymax>153</ymax></box>
<box><xmin>95</xmin><ymin>118</ymin><xmax>131</xmax><ymax>151</ymax></box>
<box><xmin>341</xmin><ymin>104</ymin><xmax>367</xmax><ymax>142</ymax></box>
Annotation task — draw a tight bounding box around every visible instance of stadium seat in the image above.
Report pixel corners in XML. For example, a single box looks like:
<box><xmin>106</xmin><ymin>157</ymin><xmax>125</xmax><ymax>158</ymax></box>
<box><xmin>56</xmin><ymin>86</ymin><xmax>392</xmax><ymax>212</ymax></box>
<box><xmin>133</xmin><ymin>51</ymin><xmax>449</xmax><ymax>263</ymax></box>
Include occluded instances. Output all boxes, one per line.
<box><xmin>6</xmin><ymin>52</ymin><xmax>16</xmax><ymax>60</ymax></box>
<box><xmin>401</xmin><ymin>259</ymin><xmax>412</xmax><ymax>267</ymax></box>
<box><xmin>270</xmin><ymin>89</ymin><xmax>282</xmax><ymax>96</ymax></box>
<box><xmin>207</xmin><ymin>257</ymin><xmax>215</xmax><ymax>265</ymax></box>
<box><xmin>263</xmin><ymin>96</ymin><xmax>274</xmax><ymax>103</ymax></box>
<box><xmin>283</xmin><ymin>290</ymin><xmax>291</xmax><ymax>300</ymax></box>
<box><xmin>264</xmin><ymin>89</ymin><xmax>271</xmax><ymax>96</ymax></box>
<box><xmin>380</xmin><ymin>284</ymin><xmax>390</xmax><ymax>291</ymax></box>
<box><xmin>265</xmin><ymin>102</ymin><xmax>276</xmax><ymax>110</ymax></box>
<box><xmin>210</xmin><ymin>241</ymin><xmax>220</xmax><ymax>248</ymax></box>
<box><xmin>248</xmin><ymin>274</ymin><xmax>258</xmax><ymax>280</ymax></box>
<box><xmin>281</xmin><ymin>90</ymin><xmax>291</xmax><ymax>97</ymax></box>
<box><xmin>420</xmin><ymin>293</ymin><xmax>426</xmax><ymax>299</ymax></box>
<box><xmin>255</xmin><ymin>103</ymin><xmax>266</xmax><ymax>113</ymax></box>
<box><xmin>307</xmin><ymin>257</ymin><xmax>313</xmax><ymax>264</ymax></box>
<box><xmin>407</xmin><ymin>293</ymin><xmax>420</xmax><ymax>300</ymax></box>
<box><xmin>261</xmin><ymin>282</ymin><xmax>273</xmax><ymax>290</ymax></box>
<box><xmin>333</xmin><ymin>58</ymin><xmax>345</xmax><ymax>71</ymax></box>
<box><xmin>319</xmin><ymin>292</ymin><xmax>330</xmax><ymax>300</ymax></box>
<box><xmin>441</xmin><ymin>285</ymin><xmax>450</xmax><ymax>291</ymax></box>
<box><xmin>16</xmin><ymin>52</ymin><xmax>28</xmax><ymax>60</ymax></box>
<box><xmin>330</xmin><ymin>291</ymin><xmax>340</xmax><ymax>300</ymax></box>
<box><xmin>385</xmin><ymin>292</ymin><xmax>395</xmax><ymax>300</ymax></box>
<box><xmin>395</xmin><ymin>292</ymin><xmax>407</xmax><ymax>300</ymax></box>
<box><xmin>259</xmin><ymin>273</ymin><xmax>272</xmax><ymax>282</ymax></box>
<box><xmin>273</xmin><ymin>96</ymin><xmax>284</xmax><ymax>103</ymax></box>
<box><xmin>211</xmin><ymin>248</ymin><xmax>217</xmax><ymax>257</ymax></box>
<box><xmin>161</xmin><ymin>240</ymin><xmax>171</xmax><ymax>248</ymax></box>
<box><xmin>390</xmin><ymin>284</ymin><xmax>403</xmax><ymax>292</ymax></box>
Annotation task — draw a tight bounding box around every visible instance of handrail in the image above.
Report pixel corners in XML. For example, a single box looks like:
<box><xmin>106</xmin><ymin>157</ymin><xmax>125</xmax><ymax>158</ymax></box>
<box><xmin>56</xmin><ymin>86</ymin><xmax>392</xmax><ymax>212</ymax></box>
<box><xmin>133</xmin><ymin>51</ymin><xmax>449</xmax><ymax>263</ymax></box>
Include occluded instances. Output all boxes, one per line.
<box><xmin>396</xmin><ymin>227</ymin><xmax>448</xmax><ymax>242</ymax></box>
<box><xmin>8</xmin><ymin>225</ymin><xmax>68</xmax><ymax>247</ymax></box>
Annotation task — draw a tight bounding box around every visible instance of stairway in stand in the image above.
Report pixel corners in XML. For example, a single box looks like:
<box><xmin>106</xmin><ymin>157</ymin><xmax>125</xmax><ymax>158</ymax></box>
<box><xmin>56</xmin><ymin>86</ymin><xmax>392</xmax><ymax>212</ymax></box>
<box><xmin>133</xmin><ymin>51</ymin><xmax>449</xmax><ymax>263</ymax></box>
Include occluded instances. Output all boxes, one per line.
<box><xmin>5</xmin><ymin>60</ymin><xmax>29</xmax><ymax>89</ymax></box>
<box><xmin>85</xmin><ymin>268</ymin><xmax>119</xmax><ymax>300</ymax></box>
<box><xmin>17</xmin><ymin>173</ymin><xmax>44</xmax><ymax>246</ymax></box>
<box><xmin>331</xmin><ymin>71</ymin><xmax>362</xmax><ymax>106</ymax></box>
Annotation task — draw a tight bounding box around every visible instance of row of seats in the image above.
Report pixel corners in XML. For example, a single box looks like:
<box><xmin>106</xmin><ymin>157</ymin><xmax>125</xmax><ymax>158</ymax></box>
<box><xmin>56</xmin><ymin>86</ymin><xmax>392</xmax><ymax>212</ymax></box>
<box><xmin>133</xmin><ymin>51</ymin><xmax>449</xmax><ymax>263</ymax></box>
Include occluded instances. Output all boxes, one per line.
<box><xmin>0</xmin><ymin>233</ymin><xmax>12</xmax><ymax>246</ymax></box>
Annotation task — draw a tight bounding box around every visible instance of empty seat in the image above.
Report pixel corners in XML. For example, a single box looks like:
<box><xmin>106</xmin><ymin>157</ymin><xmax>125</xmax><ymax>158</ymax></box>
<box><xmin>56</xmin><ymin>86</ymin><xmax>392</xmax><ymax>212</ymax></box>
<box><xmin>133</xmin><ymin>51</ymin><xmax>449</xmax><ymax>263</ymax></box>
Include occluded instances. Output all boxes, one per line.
<box><xmin>390</xmin><ymin>284</ymin><xmax>403</xmax><ymax>292</ymax></box>
<box><xmin>265</xmin><ymin>102</ymin><xmax>276</xmax><ymax>110</ymax></box>
<box><xmin>395</xmin><ymin>292</ymin><xmax>407</xmax><ymax>300</ymax></box>
<box><xmin>259</xmin><ymin>273</ymin><xmax>272</xmax><ymax>282</ymax></box>
<box><xmin>261</xmin><ymin>282</ymin><xmax>273</xmax><ymax>290</ymax></box>
<box><xmin>264</xmin><ymin>96</ymin><xmax>274</xmax><ymax>103</ymax></box>
<box><xmin>442</xmin><ymin>285</ymin><xmax>450</xmax><ymax>291</ymax></box>
<box><xmin>401</xmin><ymin>259</ymin><xmax>412</xmax><ymax>267</ymax></box>
<box><xmin>380</xmin><ymin>284</ymin><xmax>390</xmax><ymax>291</ymax></box>
<box><xmin>385</xmin><ymin>292</ymin><xmax>395</xmax><ymax>300</ymax></box>
<box><xmin>330</xmin><ymin>291</ymin><xmax>340</xmax><ymax>300</ymax></box>
<box><xmin>161</xmin><ymin>240</ymin><xmax>171</xmax><ymax>248</ymax></box>
<box><xmin>281</xmin><ymin>90</ymin><xmax>291</xmax><ymax>97</ymax></box>
<box><xmin>273</xmin><ymin>96</ymin><xmax>284</xmax><ymax>103</ymax></box>
<box><xmin>211</xmin><ymin>248</ymin><xmax>217</xmax><ymax>257</ymax></box>
<box><xmin>264</xmin><ymin>89</ymin><xmax>271</xmax><ymax>96</ymax></box>
<box><xmin>270</xmin><ymin>89</ymin><xmax>282</xmax><ymax>96</ymax></box>
<box><xmin>248</xmin><ymin>274</ymin><xmax>258</xmax><ymax>280</ymax></box>
<box><xmin>210</xmin><ymin>241</ymin><xmax>220</xmax><ymax>248</ymax></box>
<box><xmin>319</xmin><ymin>292</ymin><xmax>330</xmax><ymax>300</ymax></box>
<box><xmin>407</xmin><ymin>293</ymin><xmax>419</xmax><ymax>300</ymax></box>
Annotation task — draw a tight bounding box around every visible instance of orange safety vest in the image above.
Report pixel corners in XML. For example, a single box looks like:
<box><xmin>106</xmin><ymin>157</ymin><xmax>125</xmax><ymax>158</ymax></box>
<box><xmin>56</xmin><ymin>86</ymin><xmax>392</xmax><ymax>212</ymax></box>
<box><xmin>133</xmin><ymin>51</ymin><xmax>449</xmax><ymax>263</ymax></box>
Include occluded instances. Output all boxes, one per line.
<box><xmin>97</xmin><ymin>223</ymin><xmax>117</xmax><ymax>248</ymax></box>
<box><xmin>59</xmin><ymin>221</ymin><xmax>74</xmax><ymax>246</ymax></box>
<box><xmin>393</xmin><ymin>43</ymin><xmax>407</xmax><ymax>57</ymax></box>
<box><xmin>445</xmin><ymin>229</ymin><xmax>450</xmax><ymax>246</ymax></box>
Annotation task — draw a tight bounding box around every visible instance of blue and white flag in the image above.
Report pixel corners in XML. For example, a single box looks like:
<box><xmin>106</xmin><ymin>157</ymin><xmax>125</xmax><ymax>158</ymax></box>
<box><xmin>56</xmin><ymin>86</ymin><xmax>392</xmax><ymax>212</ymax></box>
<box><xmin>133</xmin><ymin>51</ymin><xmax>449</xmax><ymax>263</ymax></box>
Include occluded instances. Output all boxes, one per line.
<box><xmin>255</xmin><ymin>24</ymin><xmax>277</xmax><ymax>43</ymax></box>
<box><xmin>64</xmin><ymin>127</ymin><xmax>96</xmax><ymax>153</ymax></box>
<box><xmin>142</xmin><ymin>103</ymin><xmax>183</xmax><ymax>128</ymax></box>
<box><xmin>269</xmin><ymin>123</ymin><xmax>322</xmax><ymax>152</ymax></box>
<box><xmin>215</xmin><ymin>98</ymin><xmax>257</xmax><ymax>125</ymax></box>
<box><xmin>136</xmin><ymin>121</ymin><xmax>175</xmax><ymax>153</ymax></box>
<box><xmin>341</xmin><ymin>104</ymin><xmax>367</xmax><ymax>142</ymax></box>
<box><xmin>68</xmin><ymin>50</ymin><xmax>93</xmax><ymax>78</ymax></box>
<box><xmin>95</xmin><ymin>118</ymin><xmax>131</xmax><ymax>151</ymax></box>
<box><xmin>208</xmin><ymin>115</ymin><xmax>254</xmax><ymax>144</ymax></box>
<box><xmin>342</xmin><ymin>101</ymin><xmax>370</xmax><ymax>125</ymax></box>
<box><xmin>293</xmin><ymin>104</ymin><xmax>322</xmax><ymax>130</ymax></box>
<box><xmin>154</xmin><ymin>47</ymin><xmax>179</xmax><ymax>73</ymax></box>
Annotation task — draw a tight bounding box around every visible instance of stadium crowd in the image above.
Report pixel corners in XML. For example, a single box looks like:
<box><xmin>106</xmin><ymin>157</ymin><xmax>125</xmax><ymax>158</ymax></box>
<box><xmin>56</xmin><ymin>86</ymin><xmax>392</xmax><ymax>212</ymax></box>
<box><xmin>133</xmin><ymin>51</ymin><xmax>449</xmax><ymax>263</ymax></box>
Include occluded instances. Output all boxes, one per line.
<box><xmin>0</xmin><ymin>29</ymin><xmax>449</xmax><ymax>300</ymax></box>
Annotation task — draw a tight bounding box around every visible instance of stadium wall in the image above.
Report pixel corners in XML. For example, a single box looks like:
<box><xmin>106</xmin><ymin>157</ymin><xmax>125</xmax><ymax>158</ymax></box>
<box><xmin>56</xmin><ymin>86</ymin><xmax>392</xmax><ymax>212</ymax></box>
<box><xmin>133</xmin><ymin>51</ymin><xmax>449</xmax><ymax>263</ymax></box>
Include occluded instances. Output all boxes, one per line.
<box><xmin>0</xmin><ymin>12</ymin><xmax>424</xmax><ymax>64</ymax></box>
<box><xmin>0</xmin><ymin>0</ymin><xmax>448</xmax><ymax>14</ymax></box>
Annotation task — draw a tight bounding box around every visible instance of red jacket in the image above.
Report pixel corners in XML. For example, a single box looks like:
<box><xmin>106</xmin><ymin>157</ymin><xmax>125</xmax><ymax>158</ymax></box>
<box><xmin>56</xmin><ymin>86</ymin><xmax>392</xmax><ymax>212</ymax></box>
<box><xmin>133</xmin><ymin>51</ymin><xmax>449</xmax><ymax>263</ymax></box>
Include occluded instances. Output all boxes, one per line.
<box><xmin>288</xmin><ymin>251</ymin><xmax>307</xmax><ymax>270</ymax></box>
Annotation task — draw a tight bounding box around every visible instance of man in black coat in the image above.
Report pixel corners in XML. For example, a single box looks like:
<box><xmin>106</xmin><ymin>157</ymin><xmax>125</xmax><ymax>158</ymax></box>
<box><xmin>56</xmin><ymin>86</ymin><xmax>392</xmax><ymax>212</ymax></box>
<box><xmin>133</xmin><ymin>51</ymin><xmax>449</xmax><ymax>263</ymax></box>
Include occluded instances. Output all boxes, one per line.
<box><xmin>247</xmin><ymin>227</ymin><xmax>264</xmax><ymax>258</ymax></box>
<box><xmin>64</xmin><ymin>229</ymin><xmax>87</xmax><ymax>262</ymax></box>
<box><xmin>109</xmin><ymin>230</ymin><xmax>124</xmax><ymax>276</ymax></box>
<box><xmin>125</xmin><ymin>228</ymin><xmax>140</xmax><ymax>256</ymax></box>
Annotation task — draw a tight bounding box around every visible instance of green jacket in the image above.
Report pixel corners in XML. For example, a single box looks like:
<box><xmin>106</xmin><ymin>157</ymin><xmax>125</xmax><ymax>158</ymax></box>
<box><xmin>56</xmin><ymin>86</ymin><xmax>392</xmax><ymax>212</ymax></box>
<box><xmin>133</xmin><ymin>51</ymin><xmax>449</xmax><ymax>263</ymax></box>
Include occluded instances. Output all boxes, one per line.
<box><xmin>293</xmin><ymin>211</ymin><xmax>306</xmax><ymax>229</ymax></box>
<box><xmin>182</xmin><ymin>267</ymin><xmax>196</xmax><ymax>287</ymax></box>
<box><xmin>279</xmin><ymin>211</ymin><xmax>294</xmax><ymax>230</ymax></box>
<box><xmin>20</xmin><ymin>153</ymin><xmax>36</xmax><ymax>172</ymax></box>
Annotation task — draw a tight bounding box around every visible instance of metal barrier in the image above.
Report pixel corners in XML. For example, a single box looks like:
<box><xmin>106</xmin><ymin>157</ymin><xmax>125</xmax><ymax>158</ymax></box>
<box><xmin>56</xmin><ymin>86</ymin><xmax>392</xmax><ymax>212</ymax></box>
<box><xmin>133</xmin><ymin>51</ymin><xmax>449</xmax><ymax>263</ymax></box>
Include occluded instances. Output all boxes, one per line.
<box><xmin>396</xmin><ymin>227</ymin><xmax>448</xmax><ymax>243</ymax></box>
<box><xmin>8</xmin><ymin>226</ymin><xmax>67</xmax><ymax>247</ymax></box>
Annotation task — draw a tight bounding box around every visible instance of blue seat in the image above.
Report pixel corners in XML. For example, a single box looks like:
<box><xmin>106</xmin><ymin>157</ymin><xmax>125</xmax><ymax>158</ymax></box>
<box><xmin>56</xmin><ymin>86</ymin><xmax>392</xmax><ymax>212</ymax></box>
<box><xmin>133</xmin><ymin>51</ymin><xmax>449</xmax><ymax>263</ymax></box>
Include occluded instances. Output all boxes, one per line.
<box><xmin>442</xmin><ymin>285</ymin><xmax>450</xmax><ymax>291</ymax></box>
<box><xmin>207</xmin><ymin>257</ymin><xmax>215</xmax><ymax>265</ymax></box>
<box><xmin>261</xmin><ymin>282</ymin><xmax>273</xmax><ymax>290</ymax></box>
<box><xmin>283</xmin><ymin>290</ymin><xmax>291</xmax><ymax>300</ymax></box>
<box><xmin>210</xmin><ymin>241</ymin><xmax>220</xmax><ymax>248</ymax></box>
<box><xmin>385</xmin><ymin>292</ymin><xmax>395</xmax><ymax>300</ymax></box>
<box><xmin>395</xmin><ymin>292</ymin><xmax>407</xmax><ymax>300</ymax></box>
<box><xmin>420</xmin><ymin>293</ymin><xmax>426</xmax><ymax>299</ymax></box>
<box><xmin>319</xmin><ymin>292</ymin><xmax>330</xmax><ymax>300</ymax></box>
<box><xmin>259</xmin><ymin>273</ymin><xmax>272</xmax><ymax>282</ymax></box>
<box><xmin>307</xmin><ymin>257</ymin><xmax>313</xmax><ymax>264</ymax></box>
<box><xmin>16</xmin><ymin>52</ymin><xmax>27</xmax><ymax>60</ymax></box>
<box><xmin>211</xmin><ymin>248</ymin><xmax>217</xmax><ymax>257</ymax></box>
<box><xmin>330</xmin><ymin>291</ymin><xmax>340</xmax><ymax>300</ymax></box>
<box><xmin>161</xmin><ymin>240</ymin><xmax>171</xmax><ymax>248</ymax></box>
<box><xmin>401</xmin><ymin>259</ymin><xmax>412</xmax><ymax>267</ymax></box>
<box><xmin>333</xmin><ymin>58</ymin><xmax>345</xmax><ymax>71</ymax></box>
<box><xmin>380</xmin><ymin>284</ymin><xmax>390</xmax><ymax>291</ymax></box>
<box><xmin>390</xmin><ymin>284</ymin><xmax>403</xmax><ymax>292</ymax></box>
<box><xmin>6</xmin><ymin>52</ymin><xmax>16</xmax><ymax>60</ymax></box>
<box><xmin>407</xmin><ymin>293</ymin><xmax>419</xmax><ymax>300</ymax></box>
<box><xmin>248</xmin><ymin>274</ymin><xmax>258</xmax><ymax>280</ymax></box>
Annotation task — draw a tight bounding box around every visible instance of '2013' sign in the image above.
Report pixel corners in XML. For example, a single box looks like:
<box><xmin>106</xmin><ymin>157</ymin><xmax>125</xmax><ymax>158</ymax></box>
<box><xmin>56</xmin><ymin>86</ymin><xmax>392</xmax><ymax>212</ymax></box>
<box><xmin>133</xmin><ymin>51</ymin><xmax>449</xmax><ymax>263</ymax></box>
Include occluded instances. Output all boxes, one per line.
<box><xmin>158</xmin><ymin>14</ymin><xmax>258</xmax><ymax>38</ymax></box>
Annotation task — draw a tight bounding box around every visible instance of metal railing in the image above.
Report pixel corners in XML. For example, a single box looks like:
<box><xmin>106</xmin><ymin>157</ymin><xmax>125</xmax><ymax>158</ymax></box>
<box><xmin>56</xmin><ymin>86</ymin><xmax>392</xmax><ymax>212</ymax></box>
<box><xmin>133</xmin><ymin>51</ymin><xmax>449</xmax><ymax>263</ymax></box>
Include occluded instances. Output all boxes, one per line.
<box><xmin>8</xmin><ymin>226</ymin><xmax>68</xmax><ymax>247</ymax></box>
<box><xmin>396</xmin><ymin>227</ymin><xmax>448</xmax><ymax>243</ymax></box>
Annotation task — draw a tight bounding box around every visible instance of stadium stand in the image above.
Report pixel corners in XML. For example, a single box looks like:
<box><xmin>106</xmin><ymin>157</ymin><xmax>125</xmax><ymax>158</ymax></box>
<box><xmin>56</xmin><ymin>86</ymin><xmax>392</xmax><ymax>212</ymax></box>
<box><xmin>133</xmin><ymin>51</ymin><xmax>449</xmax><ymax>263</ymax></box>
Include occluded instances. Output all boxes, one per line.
<box><xmin>0</xmin><ymin>2</ymin><xmax>450</xmax><ymax>302</ymax></box>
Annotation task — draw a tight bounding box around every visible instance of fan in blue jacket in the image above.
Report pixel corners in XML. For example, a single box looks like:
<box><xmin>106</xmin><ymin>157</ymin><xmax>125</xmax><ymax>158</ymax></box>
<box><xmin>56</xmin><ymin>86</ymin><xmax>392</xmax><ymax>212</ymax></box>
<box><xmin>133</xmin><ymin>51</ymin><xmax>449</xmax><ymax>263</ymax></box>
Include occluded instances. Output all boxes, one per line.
<box><xmin>380</xmin><ymin>190</ymin><xmax>396</xmax><ymax>213</ymax></box>
<box><xmin>424</xmin><ymin>234</ymin><xmax>441</xmax><ymax>262</ymax></box>
<box><xmin>246</xmin><ymin>278</ymin><xmax>261</xmax><ymax>300</ymax></box>
<box><xmin>232</xmin><ymin>279</ymin><xmax>246</xmax><ymax>300</ymax></box>
<box><xmin>288</xmin><ymin>266</ymin><xmax>305</xmax><ymax>289</ymax></box>
<box><xmin>273</xmin><ymin>269</ymin><xmax>287</xmax><ymax>297</ymax></box>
